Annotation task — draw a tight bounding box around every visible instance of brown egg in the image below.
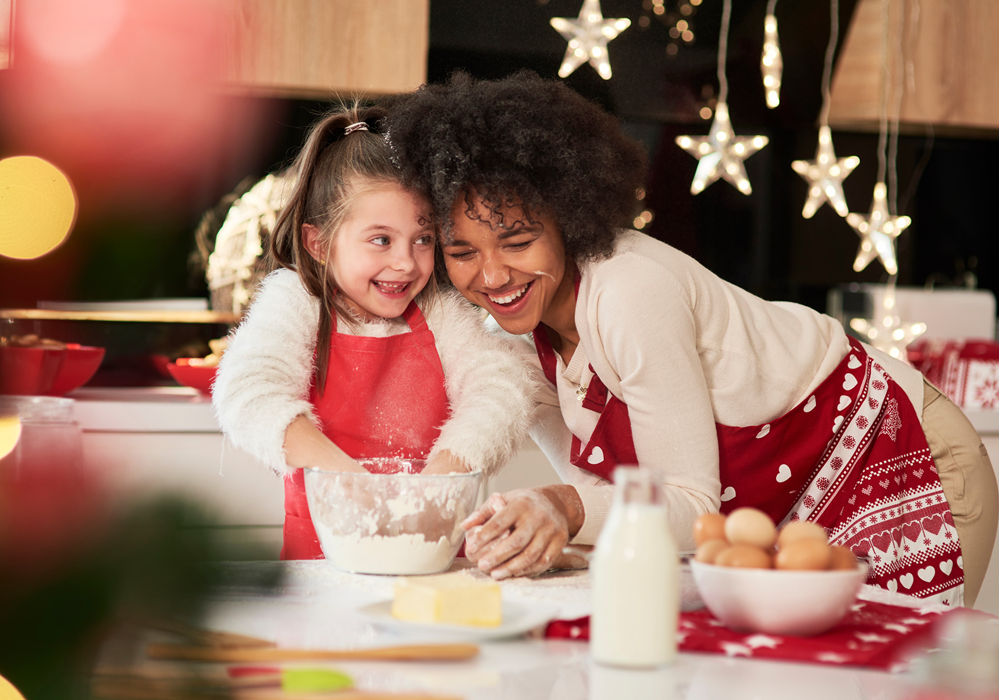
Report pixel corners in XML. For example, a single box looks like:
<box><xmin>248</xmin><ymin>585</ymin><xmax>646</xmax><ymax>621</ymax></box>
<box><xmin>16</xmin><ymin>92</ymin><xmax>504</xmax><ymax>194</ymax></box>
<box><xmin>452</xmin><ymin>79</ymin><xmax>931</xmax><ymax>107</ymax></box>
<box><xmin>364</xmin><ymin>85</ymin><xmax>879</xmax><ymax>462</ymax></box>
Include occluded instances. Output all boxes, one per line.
<box><xmin>829</xmin><ymin>545</ymin><xmax>859</xmax><ymax>570</ymax></box>
<box><xmin>777</xmin><ymin>521</ymin><xmax>828</xmax><ymax>550</ymax></box>
<box><xmin>724</xmin><ymin>508</ymin><xmax>777</xmax><ymax>549</ymax></box>
<box><xmin>715</xmin><ymin>544</ymin><xmax>773</xmax><ymax>569</ymax></box>
<box><xmin>694</xmin><ymin>539</ymin><xmax>729</xmax><ymax>564</ymax></box>
<box><xmin>693</xmin><ymin>513</ymin><xmax>728</xmax><ymax>546</ymax></box>
<box><xmin>775</xmin><ymin>538</ymin><xmax>833</xmax><ymax>570</ymax></box>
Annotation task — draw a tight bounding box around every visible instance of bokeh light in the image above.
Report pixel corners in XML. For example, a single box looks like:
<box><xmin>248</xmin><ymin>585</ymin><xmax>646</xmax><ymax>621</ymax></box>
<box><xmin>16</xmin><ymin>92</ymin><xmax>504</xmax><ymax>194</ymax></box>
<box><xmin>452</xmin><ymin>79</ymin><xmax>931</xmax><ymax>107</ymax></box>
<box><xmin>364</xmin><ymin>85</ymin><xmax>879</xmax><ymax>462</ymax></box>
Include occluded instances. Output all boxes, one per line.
<box><xmin>0</xmin><ymin>674</ymin><xmax>27</xmax><ymax>700</ymax></box>
<box><xmin>0</xmin><ymin>156</ymin><xmax>77</xmax><ymax>260</ymax></box>
<box><xmin>0</xmin><ymin>0</ymin><xmax>235</xmax><ymax>201</ymax></box>
<box><xmin>21</xmin><ymin>0</ymin><xmax>127</xmax><ymax>64</ymax></box>
<box><xmin>0</xmin><ymin>416</ymin><xmax>22</xmax><ymax>461</ymax></box>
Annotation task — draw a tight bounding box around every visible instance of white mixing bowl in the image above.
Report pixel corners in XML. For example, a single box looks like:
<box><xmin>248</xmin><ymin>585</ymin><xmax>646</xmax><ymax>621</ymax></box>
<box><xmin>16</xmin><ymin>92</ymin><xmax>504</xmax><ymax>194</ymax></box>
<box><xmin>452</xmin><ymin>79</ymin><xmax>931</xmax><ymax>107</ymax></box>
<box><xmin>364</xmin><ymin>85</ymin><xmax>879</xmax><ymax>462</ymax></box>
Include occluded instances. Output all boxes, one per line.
<box><xmin>304</xmin><ymin>465</ymin><xmax>483</xmax><ymax>575</ymax></box>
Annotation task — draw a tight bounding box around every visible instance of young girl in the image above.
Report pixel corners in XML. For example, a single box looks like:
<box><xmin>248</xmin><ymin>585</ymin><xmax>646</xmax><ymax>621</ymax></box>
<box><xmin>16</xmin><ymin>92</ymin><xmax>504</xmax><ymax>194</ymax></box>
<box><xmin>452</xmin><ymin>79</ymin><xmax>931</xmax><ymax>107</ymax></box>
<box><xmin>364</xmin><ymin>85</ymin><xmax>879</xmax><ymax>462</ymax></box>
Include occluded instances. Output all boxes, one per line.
<box><xmin>212</xmin><ymin>105</ymin><xmax>535</xmax><ymax>560</ymax></box>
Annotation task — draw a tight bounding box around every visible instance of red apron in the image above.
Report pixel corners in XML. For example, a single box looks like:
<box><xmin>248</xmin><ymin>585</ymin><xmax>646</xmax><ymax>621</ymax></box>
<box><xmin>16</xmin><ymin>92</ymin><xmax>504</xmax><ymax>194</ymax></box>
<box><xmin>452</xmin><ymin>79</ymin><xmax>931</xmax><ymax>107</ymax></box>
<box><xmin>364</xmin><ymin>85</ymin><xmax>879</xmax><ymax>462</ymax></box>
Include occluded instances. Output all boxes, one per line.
<box><xmin>532</xmin><ymin>327</ymin><xmax>636</xmax><ymax>481</ymax></box>
<box><xmin>533</xmin><ymin>327</ymin><xmax>963</xmax><ymax>604</ymax></box>
<box><xmin>281</xmin><ymin>302</ymin><xmax>451</xmax><ymax>560</ymax></box>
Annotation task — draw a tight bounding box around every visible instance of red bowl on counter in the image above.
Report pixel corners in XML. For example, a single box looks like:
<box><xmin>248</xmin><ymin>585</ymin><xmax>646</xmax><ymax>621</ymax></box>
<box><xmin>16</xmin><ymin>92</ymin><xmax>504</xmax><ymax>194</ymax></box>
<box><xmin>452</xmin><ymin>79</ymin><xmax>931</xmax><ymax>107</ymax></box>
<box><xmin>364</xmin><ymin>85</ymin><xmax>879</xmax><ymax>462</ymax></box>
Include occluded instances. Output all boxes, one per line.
<box><xmin>150</xmin><ymin>354</ymin><xmax>173</xmax><ymax>379</ymax></box>
<box><xmin>0</xmin><ymin>346</ymin><xmax>66</xmax><ymax>395</ymax></box>
<box><xmin>47</xmin><ymin>344</ymin><xmax>106</xmax><ymax>396</ymax></box>
<box><xmin>166</xmin><ymin>359</ymin><xmax>217</xmax><ymax>396</ymax></box>
<box><xmin>0</xmin><ymin>344</ymin><xmax>106</xmax><ymax>396</ymax></box>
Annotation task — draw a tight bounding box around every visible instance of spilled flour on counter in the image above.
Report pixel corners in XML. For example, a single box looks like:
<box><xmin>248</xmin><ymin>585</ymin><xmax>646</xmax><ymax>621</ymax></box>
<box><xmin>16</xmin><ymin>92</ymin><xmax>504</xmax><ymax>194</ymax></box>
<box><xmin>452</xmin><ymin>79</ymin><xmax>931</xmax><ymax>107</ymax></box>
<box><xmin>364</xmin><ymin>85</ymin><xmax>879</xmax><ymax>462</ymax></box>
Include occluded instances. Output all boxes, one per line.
<box><xmin>313</xmin><ymin>522</ymin><xmax>454</xmax><ymax>575</ymax></box>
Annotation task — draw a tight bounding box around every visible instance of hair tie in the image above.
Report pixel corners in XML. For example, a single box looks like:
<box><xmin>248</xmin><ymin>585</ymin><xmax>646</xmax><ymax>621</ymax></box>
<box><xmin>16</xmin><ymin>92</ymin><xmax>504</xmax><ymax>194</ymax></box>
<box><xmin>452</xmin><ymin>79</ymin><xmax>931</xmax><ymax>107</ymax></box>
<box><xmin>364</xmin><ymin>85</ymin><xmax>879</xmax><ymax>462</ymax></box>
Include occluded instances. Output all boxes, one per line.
<box><xmin>344</xmin><ymin>122</ymin><xmax>369</xmax><ymax>135</ymax></box>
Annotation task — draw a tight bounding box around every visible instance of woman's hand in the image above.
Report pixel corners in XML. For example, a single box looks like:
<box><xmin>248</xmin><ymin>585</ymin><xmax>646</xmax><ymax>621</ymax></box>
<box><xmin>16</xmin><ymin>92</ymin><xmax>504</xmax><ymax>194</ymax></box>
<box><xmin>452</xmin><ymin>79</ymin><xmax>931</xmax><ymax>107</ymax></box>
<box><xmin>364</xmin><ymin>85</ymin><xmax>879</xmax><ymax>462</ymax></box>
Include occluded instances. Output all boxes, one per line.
<box><xmin>422</xmin><ymin>450</ymin><xmax>472</xmax><ymax>475</ymax></box>
<box><xmin>461</xmin><ymin>485</ymin><xmax>586</xmax><ymax>579</ymax></box>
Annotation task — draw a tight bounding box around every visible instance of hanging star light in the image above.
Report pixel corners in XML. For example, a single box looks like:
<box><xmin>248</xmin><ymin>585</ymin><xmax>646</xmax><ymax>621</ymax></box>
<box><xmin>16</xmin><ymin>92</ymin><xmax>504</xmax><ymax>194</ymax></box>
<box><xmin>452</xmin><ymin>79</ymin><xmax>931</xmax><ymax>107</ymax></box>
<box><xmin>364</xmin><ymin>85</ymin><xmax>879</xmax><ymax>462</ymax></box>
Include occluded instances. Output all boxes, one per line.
<box><xmin>791</xmin><ymin>126</ymin><xmax>860</xmax><ymax>217</ymax></box>
<box><xmin>675</xmin><ymin>0</ymin><xmax>767</xmax><ymax>195</ymax></box>
<box><xmin>846</xmin><ymin>182</ymin><xmax>910</xmax><ymax>275</ymax></box>
<box><xmin>550</xmin><ymin>0</ymin><xmax>631</xmax><ymax>80</ymax></box>
<box><xmin>793</xmin><ymin>0</ymin><xmax>860</xmax><ymax>221</ymax></box>
<box><xmin>850</xmin><ymin>280</ymin><xmax>926</xmax><ymax>363</ymax></box>
<box><xmin>675</xmin><ymin>102</ymin><xmax>768</xmax><ymax>195</ymax></box>
<box><xmin>761</xmin><ymin>9</ymin><xmax>782</xmax><ymax>108</ymax></box>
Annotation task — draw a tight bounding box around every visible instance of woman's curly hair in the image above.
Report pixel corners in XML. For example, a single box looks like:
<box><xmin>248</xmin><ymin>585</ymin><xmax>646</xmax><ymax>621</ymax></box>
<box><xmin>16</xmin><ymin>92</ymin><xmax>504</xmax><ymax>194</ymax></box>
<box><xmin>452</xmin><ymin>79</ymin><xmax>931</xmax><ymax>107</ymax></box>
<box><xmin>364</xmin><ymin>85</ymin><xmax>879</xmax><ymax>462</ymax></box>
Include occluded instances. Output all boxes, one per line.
<box><xmin>385</xmin><ymin>70</ymin><xmax>648</xmax><ymax>263</ymax></box>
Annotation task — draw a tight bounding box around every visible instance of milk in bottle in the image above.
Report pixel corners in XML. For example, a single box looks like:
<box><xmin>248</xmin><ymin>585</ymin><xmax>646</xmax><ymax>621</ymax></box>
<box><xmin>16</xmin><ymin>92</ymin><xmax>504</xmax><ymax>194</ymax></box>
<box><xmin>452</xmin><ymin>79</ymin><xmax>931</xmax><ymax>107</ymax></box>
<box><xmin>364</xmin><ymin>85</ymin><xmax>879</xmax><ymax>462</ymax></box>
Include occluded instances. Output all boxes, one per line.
<box><xmin>590</xmin><ymin>466</ymin><xmax>679</xmax><ymax>667</ymax></box>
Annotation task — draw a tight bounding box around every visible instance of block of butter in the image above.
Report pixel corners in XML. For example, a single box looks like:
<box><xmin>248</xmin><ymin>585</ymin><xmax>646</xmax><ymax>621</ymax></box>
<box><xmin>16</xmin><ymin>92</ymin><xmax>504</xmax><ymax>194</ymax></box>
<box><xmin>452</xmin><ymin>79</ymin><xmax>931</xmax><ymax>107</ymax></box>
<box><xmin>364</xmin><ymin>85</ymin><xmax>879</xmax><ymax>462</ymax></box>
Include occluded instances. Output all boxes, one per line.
<box><xmin>392</xmin><ymin>572</ymin><xmax>502</xmax><ymax>627</ymax></box>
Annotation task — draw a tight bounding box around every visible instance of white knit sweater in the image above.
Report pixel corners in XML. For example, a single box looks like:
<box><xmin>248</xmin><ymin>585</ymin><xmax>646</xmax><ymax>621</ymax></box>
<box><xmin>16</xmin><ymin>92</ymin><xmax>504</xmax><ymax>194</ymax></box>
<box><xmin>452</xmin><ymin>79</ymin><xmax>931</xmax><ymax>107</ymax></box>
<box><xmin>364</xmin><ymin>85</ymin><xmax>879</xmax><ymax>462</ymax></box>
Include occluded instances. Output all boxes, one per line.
<box><xmin>522</xmin><ymin>231</ymin><xmax>926</xmax><ymax>549</ymax></box>
<box><xmin>212</xmin><ymin>269</ymin><xmax>536</xmax><ymax>478</ymax></box>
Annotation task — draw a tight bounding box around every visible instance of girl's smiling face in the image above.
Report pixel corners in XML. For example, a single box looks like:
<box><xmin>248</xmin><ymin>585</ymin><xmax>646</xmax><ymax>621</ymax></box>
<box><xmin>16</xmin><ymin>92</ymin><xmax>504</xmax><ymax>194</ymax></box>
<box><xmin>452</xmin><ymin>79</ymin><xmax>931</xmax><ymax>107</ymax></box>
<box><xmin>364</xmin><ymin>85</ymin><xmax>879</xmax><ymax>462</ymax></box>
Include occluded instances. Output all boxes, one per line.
<box><xmin>441</xmin><ymin>193</ymin><xmax>574</xmax><ymax>337</ymax></box>
<box><xmin>319</xmin><ymin>182</ymin><xmax>435</xmax><ymax>321</ymax></box>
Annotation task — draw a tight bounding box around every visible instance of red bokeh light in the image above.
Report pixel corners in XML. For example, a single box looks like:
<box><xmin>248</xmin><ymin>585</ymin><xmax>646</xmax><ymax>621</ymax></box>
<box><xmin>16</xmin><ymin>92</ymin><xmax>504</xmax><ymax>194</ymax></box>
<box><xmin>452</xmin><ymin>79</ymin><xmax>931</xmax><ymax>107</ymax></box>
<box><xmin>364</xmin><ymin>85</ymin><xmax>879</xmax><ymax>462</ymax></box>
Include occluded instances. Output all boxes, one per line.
<box><xmin>2</xmin><ymin>0</ymin><xmax>239</xmax><ymax>199</ymax></box>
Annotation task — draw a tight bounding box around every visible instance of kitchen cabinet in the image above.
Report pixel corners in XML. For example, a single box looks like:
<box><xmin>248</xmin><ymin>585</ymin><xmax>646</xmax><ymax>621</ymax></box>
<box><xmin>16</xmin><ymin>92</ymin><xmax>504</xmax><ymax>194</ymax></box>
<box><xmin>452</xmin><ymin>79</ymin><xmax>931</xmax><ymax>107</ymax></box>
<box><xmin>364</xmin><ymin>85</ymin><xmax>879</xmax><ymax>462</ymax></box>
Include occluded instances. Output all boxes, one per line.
<box><xmin>828</xmin><ymin>0</ymin><xmax>998</xmax><ymax>135</ymax></box>
<box><xmin>219</xmin><ymin>0</ymin><xmax>429</xmax><ymax>98</ymax></box>
<box><xmin>75</xmin><ymin>387</ymin><xmax>286</xmax><ymax>559</ymax></box>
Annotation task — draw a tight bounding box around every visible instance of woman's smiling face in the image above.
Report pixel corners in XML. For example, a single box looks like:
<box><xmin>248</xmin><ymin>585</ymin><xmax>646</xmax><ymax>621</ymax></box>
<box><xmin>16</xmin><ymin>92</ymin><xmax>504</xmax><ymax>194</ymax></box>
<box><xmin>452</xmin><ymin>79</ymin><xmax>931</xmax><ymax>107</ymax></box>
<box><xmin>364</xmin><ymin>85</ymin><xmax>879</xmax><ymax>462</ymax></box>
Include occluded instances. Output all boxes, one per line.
<box><xmin>441</xmin><ymin>193</ymin><xmax>573</xmax><ymax>337</ymax></box>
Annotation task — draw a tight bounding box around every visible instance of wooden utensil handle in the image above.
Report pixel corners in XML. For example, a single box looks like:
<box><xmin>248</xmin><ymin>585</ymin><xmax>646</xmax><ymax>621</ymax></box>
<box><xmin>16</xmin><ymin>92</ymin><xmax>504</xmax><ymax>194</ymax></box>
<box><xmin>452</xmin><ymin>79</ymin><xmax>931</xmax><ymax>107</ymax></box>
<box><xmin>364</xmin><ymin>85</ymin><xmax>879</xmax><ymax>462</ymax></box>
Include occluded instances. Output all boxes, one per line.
<box><xmin>93</xmin><ymin>676</ymin><xmax>463</xmax><ymax>700</ymax></box>
<box><xmin>146</xmin><ymin>618</ymin><xmax>276</xmax><ymax>648</ymax></box>
<box><xmin>146</xmin><ymin>643</ymin><xmax>480</xmax><ymax>662</ymax></box>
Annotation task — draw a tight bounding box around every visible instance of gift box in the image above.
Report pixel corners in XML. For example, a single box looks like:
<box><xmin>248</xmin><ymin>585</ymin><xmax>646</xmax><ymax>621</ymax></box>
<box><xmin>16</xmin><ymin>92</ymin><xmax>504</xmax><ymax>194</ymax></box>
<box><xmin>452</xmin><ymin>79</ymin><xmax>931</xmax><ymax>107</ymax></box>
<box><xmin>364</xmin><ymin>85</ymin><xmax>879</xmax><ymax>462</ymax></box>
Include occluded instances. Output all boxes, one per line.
<box><xmin>908</xmin><ymin>339</ymin><xmax>999</xmax><ymax>410</ymax></box>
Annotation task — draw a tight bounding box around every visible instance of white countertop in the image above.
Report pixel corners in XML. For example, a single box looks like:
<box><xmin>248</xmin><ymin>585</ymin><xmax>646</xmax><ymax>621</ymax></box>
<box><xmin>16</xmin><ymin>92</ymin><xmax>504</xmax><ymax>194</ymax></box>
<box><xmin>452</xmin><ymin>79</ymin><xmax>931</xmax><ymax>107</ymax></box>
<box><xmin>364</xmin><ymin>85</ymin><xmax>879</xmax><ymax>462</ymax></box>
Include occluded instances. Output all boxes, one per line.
<box><xmin>91</xmin><ymin>560</ymin><xmax>985</xmax><ymax>700</ymax></box>
<box><xmin>68</xmin><ymin>386</ymin><xmax>220</xmax><ymax>432</ymax></box>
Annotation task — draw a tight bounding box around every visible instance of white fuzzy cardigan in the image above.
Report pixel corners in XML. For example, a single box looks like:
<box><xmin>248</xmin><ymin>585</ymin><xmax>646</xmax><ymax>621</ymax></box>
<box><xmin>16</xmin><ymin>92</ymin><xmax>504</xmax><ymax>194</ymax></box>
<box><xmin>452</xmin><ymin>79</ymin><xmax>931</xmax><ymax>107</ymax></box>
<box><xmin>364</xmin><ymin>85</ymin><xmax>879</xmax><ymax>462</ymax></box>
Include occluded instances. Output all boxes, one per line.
<box><xmin>212</xmin><ymin>269</ymin><xmax>535</xmax><ymax>477</ymax></box>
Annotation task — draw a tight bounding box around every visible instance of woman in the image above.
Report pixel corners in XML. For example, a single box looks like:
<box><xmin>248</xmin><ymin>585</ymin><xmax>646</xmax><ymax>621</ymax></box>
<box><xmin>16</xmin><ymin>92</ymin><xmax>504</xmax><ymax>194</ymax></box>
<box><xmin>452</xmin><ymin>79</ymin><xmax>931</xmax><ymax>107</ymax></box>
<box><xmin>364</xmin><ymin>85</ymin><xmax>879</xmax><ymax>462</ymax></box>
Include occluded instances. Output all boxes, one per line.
<box><xmin>386</xmin><ymin>70</ymin><xmax>997</xmax><ymax>606</ymax></box>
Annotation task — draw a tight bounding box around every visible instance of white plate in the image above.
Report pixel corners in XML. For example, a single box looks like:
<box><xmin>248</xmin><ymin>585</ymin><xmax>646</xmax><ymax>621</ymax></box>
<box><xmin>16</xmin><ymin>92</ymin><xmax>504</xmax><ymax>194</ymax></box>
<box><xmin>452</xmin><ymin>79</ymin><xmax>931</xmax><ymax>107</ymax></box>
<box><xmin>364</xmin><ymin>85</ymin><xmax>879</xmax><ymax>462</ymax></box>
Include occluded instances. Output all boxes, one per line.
<box><xmin>358</xmin><ymin>599</ymin><xmax>560</xmax><ymax>641</ymax></box>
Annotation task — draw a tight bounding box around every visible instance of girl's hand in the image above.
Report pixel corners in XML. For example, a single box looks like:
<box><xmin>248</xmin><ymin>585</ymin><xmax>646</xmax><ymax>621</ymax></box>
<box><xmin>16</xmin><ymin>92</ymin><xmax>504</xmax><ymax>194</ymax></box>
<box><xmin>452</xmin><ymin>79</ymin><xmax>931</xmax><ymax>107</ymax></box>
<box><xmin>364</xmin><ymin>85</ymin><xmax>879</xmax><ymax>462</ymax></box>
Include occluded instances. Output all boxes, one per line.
<box><xmin>422</xmin><ymin>450</ymin><xmax>472</xmax><ymax>475</ymax></box>
<box><xmin>283</xmin><ymin>415</ymin><xmax>366</xmax><ymax>472</ymax></box>
<box><xmin>461</xmin><ymin>486</ymin><xmax>585</xmax><ymax>579</ymax></box>
<box><xmin>314</xmin><ymin>455</ymin><xmax>367</xmax><ymax>473</ymax></box>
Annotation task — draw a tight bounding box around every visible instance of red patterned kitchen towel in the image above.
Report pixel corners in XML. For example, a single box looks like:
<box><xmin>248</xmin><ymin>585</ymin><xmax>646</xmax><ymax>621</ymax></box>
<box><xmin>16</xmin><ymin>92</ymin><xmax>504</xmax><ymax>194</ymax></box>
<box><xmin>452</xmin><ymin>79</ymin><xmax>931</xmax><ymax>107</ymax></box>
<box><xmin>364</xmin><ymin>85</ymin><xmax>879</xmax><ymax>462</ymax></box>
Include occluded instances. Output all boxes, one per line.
<box><xmin>545</xmin><ymin>601</ymin><xmax>987</xmax><ymax>670</ymax></box>
<box><xmin>909</xmin><ymin>339</ymin><xmax>999</xmax><ymax>409</ymax></box>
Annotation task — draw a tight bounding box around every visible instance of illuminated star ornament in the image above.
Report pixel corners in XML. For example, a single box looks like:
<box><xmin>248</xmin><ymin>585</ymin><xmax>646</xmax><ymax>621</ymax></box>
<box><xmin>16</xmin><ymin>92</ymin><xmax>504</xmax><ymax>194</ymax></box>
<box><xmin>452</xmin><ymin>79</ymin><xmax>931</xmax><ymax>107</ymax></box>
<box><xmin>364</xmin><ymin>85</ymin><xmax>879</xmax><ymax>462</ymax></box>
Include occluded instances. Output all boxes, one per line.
<box><xmin>675</xmin><ymin>102</ymin><xmax>768</xmax><ymax>195</ymax></box>
<box><xmin>550</xmin><ymin>0</ymin><xmax>631</xmax><ymax>80</ymax></box>
<box><xmin>846</xmin><ymin>182</ymin><xmax>910</xmax><ymax>275</ymax></box>
<box><xmin>761</xmin><ymin>11</ymin><xmax>782</xmax><ymax>108</ymax></box>
<box><xmin>676</xmin><ymin>0</ymin><xmax>767</xmax><ymax>195</ymax></box>
<box><xmin>791</xmin><ymin>126</ymin><xmax>860</xmax><ymax>218</ymax></box>
<box><xmin>850</xmin><ymin>281</ymin><xmax>926</xmax><ymax>363</ymax></box>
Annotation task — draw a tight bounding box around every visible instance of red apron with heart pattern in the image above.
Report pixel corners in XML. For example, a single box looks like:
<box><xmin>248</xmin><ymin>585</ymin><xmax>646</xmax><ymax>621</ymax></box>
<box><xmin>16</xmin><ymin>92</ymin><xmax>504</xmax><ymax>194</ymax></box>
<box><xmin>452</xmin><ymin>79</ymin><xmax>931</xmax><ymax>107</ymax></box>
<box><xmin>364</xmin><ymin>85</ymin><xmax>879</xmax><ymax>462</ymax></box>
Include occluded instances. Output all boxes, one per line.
<box><xmin>532</xmin><ymin>327</ymin><xmax>636</xmax><ymax>481</ymax></box>
<box><xmin>533</xmin><ymin>326</ymin><xmax>963</xmax><ymax>605</ymax></box>
<box><xmin>716</xmin><ymin>338</ymin><xmax>962</xmax><ymax>605</ymax></box>
<box><xmin>281</xmin><ymin>301</ymin><xmax>450</xmax><ymax>560</ymax></box>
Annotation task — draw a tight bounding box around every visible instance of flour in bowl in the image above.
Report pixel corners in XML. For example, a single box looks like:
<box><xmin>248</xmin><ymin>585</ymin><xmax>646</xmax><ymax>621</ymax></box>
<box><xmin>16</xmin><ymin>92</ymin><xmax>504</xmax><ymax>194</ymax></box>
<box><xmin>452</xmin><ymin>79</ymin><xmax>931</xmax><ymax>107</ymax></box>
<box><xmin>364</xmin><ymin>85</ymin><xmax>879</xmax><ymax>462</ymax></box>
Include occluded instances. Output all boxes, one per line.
<box><xmin>313</xmin><ymin>522</ymin><xmax>454</xmax><ymax>575</ymax></box>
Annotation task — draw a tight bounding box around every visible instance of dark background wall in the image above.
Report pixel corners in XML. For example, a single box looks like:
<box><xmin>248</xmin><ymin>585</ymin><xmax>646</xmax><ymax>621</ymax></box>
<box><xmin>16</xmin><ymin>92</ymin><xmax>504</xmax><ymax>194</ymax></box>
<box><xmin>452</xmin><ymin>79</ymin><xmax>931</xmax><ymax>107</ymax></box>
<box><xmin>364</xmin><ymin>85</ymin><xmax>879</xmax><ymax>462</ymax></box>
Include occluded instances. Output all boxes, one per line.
<box><xmin>1</xmin><ymin>0</ymin><xmax>995</xmax><ymax>314</ymax></box>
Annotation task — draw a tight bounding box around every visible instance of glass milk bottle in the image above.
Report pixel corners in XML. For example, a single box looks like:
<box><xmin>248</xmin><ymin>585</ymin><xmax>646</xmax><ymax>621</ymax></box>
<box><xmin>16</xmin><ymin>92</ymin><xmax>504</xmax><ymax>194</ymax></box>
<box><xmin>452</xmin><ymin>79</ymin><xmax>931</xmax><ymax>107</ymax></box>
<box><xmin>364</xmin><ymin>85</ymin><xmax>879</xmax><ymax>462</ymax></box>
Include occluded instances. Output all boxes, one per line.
<box><xmin>590</xmin><ymin>466</ymin><xmax>679</xmax><ymax>667</ymax></box>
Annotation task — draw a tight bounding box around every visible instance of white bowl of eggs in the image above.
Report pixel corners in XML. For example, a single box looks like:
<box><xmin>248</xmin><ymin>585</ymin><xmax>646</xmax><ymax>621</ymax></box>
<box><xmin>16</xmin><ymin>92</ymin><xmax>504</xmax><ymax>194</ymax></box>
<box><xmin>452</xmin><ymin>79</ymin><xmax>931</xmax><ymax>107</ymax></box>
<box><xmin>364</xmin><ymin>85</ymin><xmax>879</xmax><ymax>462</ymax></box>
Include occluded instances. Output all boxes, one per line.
<box><xmin>688</xmin><ymin>508</ymin><xmax>868</xmax><ymax>637</ymax></box>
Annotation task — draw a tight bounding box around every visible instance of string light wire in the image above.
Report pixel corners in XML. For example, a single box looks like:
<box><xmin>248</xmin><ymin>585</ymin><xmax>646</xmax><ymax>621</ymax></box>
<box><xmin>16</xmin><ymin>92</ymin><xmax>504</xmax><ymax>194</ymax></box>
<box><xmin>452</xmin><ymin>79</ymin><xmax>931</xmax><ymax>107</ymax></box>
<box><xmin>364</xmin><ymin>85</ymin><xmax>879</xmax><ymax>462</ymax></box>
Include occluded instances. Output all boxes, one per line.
<box><xmin>888</xmin><ymin>0</ymin><xmax>905</xmax><ymax>215</ymax></box>
<box><xmin>875</xmin><ymin>0</ymin><xmax>889</xmax><ymax>190</ymax></box>
<box><xmin>818</xmin><ymin>0</ymin><xmax>839</xmax><ymax>127</ymax></box>
<box><xmin>716</xmin><ymin>0</ymin><xmax>731</xmax><ymax>105</ymax></box>
<box><xmin>898</xmin><ymin>0</ymin><xmax>934</xmax><ymax>218</ymax></box>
